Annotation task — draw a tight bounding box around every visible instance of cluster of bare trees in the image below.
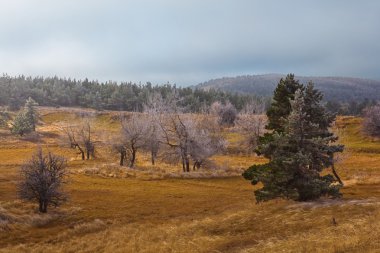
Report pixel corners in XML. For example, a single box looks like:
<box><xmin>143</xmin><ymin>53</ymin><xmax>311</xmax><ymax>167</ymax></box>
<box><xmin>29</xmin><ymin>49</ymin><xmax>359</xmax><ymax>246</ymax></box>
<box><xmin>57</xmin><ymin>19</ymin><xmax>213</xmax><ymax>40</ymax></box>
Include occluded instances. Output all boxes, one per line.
<box><xmin>62</xmin><ymin>121</ymin><xmax>95</xmax><ymax>160</ymax></box>
<box><xmin>111</xmin><ymin>93</ymin><xmax>226</xmax><ymax>172</ymax></box>
<box><xmin>58</xmin><ymin>92</ymin><xmax>268</xmax><ymax>171</ymax></box>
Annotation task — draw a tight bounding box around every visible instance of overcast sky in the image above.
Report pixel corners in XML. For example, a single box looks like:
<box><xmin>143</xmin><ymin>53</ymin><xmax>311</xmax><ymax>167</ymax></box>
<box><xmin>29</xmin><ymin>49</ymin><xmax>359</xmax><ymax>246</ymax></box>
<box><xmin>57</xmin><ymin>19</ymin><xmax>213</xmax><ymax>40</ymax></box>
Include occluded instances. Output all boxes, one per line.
<box><xmin>0</xmin><ymin>0</ymin><xmax>379</xmax><ymax>85</ymax></box>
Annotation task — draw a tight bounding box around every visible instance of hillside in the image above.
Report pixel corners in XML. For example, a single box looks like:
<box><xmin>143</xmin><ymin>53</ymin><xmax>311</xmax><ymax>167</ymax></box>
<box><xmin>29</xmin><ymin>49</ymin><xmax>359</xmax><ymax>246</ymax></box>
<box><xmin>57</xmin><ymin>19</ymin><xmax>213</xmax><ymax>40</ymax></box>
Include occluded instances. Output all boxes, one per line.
<box><xmin>196</xmin><ymin>74</ymin><xmax>380</xmax><ymax>102</ymax></box>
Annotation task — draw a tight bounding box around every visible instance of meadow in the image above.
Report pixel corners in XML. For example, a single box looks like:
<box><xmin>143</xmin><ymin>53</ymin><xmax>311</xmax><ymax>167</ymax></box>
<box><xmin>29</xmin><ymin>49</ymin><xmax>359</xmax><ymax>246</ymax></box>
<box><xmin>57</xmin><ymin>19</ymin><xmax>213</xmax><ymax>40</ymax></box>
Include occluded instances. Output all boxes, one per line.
<box><xmin>0</xmin><ymin>107</ymin><xmax>380</xmax><ymax>253</ymax></box>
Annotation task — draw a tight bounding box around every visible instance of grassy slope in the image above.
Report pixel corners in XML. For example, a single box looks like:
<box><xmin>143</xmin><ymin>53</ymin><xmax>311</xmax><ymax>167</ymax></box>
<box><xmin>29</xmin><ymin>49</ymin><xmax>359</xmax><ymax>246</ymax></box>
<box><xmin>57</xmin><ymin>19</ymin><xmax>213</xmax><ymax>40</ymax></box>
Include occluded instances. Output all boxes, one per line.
<box><xmin>0</xmin><ymin>109</ymin><xmax>379</xmax><ymax>252</ymax></box>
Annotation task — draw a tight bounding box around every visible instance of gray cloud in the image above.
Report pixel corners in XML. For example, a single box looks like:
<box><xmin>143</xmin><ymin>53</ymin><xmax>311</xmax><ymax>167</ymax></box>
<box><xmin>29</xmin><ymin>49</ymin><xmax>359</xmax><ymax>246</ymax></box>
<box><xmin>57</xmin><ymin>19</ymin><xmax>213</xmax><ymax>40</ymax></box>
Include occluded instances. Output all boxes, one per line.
<box><xmin>0</xmin><ymin>0</ymin><xmax>379</xmax><ymax>85</ymax></box>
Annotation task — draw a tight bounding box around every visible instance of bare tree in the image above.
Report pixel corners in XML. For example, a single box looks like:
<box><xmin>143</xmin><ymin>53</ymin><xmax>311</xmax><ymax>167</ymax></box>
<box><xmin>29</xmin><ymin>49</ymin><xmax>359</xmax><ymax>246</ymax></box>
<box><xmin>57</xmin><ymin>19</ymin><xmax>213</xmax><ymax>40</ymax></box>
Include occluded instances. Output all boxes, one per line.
<box><xmin>159</xmin><ymin>112</ymin><xmax>225</xmax><ymax>172</ymax></box>
<box><xmin>113</xmin><ymin>143</ymin><xmax>127</xmax><ymax>166</ymax></box>
<box><xmin>235</xmin><ymin>100</ymin><xmax>267</xmax><ymax>153</ymax></box>
<box><xmin>159</xmin><ymin>113</ymin><xmax>193</xmax><ymax>172</ymax></box>
<box><xmin>363</xmin><ymin>104</ymin><xmax>380</xmax><ymax>138</ymax></box>
<box><xmin>210</xmin><ymin>101</ymin><xmax>237</xmax><ymax>127</ymax></box>
<box><xmin>19</xmin><ymin>149</ymin><xmax>68</xmax><ymax>213</ymax></box>
<box><xmin>144</xmin><ymin>121</ymin><xmax>160</xmax><ymax>165</ymax></box>
<box><xmin>143</xmin><ymin>94</ymin><xmax>164</xmax><ymax>165</ymax></box>
<box><xmin>62</xmin><ymin>121</ymin><xmax>95</xmax><ymax>160</ymax></box>
<box><xmin>117</xmin><ymin>114</ymin><xmax>150</xmax><ymax>167</ymax></box>
<box><xmin>80</xmin><ymin>121</ymin><xmax>95</xmax><ymax>160</ymax></box>
<box><xmin>143</xmin><ymin>91</ymin><xmax>226</xmax><ymax>172</ymax></box>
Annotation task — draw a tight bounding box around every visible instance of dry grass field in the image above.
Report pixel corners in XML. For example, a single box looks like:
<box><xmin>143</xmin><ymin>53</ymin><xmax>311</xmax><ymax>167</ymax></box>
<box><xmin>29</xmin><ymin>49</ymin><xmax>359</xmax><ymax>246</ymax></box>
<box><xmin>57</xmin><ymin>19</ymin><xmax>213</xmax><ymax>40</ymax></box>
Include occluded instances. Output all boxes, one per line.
<box><xmin>1</xmin><ymin>107</ymin><xmax>380</xmax><ymax>253</ymax></box>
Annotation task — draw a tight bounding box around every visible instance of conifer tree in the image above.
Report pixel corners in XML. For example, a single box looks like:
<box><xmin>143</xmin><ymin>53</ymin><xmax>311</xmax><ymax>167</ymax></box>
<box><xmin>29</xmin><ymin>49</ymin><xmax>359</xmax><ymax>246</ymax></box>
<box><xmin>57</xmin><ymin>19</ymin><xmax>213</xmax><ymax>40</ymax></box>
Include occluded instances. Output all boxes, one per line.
<box><xmin>11</xmin><ymin>111</ymin><xmax>33</xmax><ymax>136</ymax></box>
<box><xmin>24</xmin><ymin>97</ymin><xmax>39</xmax><ymax>131</ymax></box>
<box><xmin>243</xmin><ymin>82</ymin><xmax>344</xmax><ymax>202</ymax></box>
<box><xmin>266</xmin><ymin>74</ymin><xmax>303</xmax><ymax>133</ymax></box>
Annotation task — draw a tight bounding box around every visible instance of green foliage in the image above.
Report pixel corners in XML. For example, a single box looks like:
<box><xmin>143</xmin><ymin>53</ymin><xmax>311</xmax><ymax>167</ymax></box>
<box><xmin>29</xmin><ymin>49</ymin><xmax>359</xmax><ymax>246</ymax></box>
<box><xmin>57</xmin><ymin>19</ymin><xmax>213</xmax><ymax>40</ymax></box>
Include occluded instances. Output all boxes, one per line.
<box><xmin>24</xmin><ymin>97</ymin><xmax>39</xmax><ymax>131</ymax></box>
<box><xmin>10</xmin><ymin>98</ymin><xmax>39</xmax><ymax>136</ymax></box>
<box><xmin>244</xmin><ymin>77</ymin><xmax>344</xmax><ymax>202</ymax></box>
<box><xmin>266</xmin><ymin>74</ymin><xmax>303</xmax><ymax>133</ymax></box>
<box><xmin>11</xmin><ymin>111</ymin><xmax>33</xmax><ymax>136</ymax></box>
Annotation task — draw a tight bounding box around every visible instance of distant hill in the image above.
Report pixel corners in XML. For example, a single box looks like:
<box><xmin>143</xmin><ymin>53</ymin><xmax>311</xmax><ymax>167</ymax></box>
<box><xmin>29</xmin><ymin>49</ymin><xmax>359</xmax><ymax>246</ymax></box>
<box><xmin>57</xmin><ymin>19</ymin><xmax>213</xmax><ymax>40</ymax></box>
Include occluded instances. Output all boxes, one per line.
<box><xmin>196</xmin><ymin>74</ymin><xmax>380</xmax><ymax>102</ymax></box>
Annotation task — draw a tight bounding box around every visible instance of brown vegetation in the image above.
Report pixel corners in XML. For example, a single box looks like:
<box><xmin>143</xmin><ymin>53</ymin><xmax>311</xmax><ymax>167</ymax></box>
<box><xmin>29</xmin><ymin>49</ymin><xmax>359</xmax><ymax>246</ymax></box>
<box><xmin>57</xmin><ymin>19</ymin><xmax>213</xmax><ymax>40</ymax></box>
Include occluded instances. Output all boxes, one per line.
<box><xmin>0</xmin><ymin>108</ymin><xmax>379</xmax><ymax>252</ymax></box>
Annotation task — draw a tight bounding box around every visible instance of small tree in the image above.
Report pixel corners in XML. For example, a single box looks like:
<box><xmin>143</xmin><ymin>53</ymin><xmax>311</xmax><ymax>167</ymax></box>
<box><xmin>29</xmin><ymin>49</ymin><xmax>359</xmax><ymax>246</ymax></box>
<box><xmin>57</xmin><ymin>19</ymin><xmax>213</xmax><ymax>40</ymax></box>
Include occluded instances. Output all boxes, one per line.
<box><xmin>10</xmin><ymin>98</ymin><xmax>39</xmax><ymax>136</ymax></box>
<box><xmin>19</xmin><ymin>149</ymin><xmax>68</xmax><ymax>213</ymax></box>
<box><xmin>11</xmin><ymin>111</ymin><xmax>33</xmax><ymax>136</ymax></box>
<box><xmin>363</xmin><ymin>104</ymin><xmax>380</xmax><ymax>138</ymax></box>
<box><xmin>118</xmin><ymin>114</ymin><xmax>150</xmax><ymax>167</ymax></box>
<box><xmin>24</xmin><ymin>97</ymin><xmax>39</xmax><ymax>131</ymax></box>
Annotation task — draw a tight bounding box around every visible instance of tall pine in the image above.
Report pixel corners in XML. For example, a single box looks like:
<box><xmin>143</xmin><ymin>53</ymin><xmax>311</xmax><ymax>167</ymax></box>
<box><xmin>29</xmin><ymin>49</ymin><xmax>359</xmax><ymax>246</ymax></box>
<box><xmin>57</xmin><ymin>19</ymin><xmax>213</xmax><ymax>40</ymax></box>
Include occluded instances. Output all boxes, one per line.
<box><xmin>243</xmin><ymin>80</ymin><xmax>344</xmax><ymax>202</ymax></box>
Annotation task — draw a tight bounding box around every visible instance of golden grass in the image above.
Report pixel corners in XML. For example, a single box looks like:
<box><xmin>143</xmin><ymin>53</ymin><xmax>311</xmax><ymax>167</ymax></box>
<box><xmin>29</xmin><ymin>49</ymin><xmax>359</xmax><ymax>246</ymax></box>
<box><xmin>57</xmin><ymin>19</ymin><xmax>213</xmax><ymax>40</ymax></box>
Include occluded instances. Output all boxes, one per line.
<box><xmin>0</xmin><ymin>108</ymin><xmax>380</xmax><ymax>252</ymax></box>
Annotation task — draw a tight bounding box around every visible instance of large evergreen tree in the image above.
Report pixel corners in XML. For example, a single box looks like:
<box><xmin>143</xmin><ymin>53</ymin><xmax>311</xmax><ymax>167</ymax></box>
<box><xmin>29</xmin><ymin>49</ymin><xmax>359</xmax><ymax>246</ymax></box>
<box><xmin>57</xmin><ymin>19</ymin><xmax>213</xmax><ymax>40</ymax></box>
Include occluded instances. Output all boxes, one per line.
<box><xmin>243</xmin><ymin>81</ymin><xmax>344</xmax><ymax>202</ymax></box>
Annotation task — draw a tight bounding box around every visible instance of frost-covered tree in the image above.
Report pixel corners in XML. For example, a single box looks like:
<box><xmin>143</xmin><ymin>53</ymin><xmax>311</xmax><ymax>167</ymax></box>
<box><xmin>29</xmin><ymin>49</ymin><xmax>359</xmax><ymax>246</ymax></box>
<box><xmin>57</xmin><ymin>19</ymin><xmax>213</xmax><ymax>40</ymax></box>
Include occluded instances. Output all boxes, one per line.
<box><xmin>210</xmin><ymin>101</ymin><xmax>238</xmax><ymax>127</ymax></box>
<box><xmin>363</xmin><ymin>104</ymin><xmax>380</xmax><ymax>138</ymax></box>
<box><xmin>118</xmin><ymin>114</ymin><xmax>150</xmax><ymax>167</ymax></box>
<box><xmin>236</xmin><ymin>100</ymin><xmax>267</xmax><ymax>153</ymax></box>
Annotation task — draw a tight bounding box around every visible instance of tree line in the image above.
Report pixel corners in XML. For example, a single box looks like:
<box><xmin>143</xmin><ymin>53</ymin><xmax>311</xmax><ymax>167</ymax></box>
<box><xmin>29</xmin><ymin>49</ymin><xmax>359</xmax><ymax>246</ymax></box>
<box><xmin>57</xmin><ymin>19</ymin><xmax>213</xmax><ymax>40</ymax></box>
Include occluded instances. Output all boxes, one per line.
<box><xmin>0</xmin><ymin>74</ymin><xmax>266</xmax><ymax>113</ymax></box>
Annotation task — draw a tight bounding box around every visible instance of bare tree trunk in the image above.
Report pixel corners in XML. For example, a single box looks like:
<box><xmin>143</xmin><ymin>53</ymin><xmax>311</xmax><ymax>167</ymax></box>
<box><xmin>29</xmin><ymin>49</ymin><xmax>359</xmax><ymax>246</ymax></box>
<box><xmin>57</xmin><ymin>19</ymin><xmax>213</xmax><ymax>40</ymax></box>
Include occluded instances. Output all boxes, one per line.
<box><xmin>42</xmin><ymin>201</ymin><xmax>47</xmax><ymax>213</ymax></box>
<box><xmin>86</xmin><ymin>149</ymin><xmax>90</xmax><ymax>160</ymax></box>
<box><xmin>39</xmin><ymin>200</ymin><xmax>43</xmax><ymax>213</ymax></box>
<box><xmin>120</xmin><ymin>151</ymin><xmax>125</xmax><ymax>166</ymax></box>
<box><xmin>74</xmin><ymin>144</ymin><xmax>85</xmax><ymax>160</ymax></box>
<box><xmin>39</xmin><ymin>200</ymin><xmax>47</xmax><ymax>213</ymax></box>
<box><xmin>185</xmin><ymin>157</ymin><xmax>190</xmax><ymax>172</ymax></box>
<box><xmin>182</xmin><ymin>157</ymin><xmax>186</xmax><ymax>172</ymax></box>
<box><xmin>332</xmin><ymin>161</ymin><xmax>344</xmax><ymax>186</ymax></box>
<box><xmin>130</xmin><ymin>148</ymin><xmax>136</xmax><ymax>167</ymax></box>
<box><xmin>151</xmin><ymin>150</ymin><xmax>155</xmax><ymax>165</ymax></box>
<box><xmin>193</xmin><ymin>161</ymin><xmax>201</xmax><ymax>171</ymax></box>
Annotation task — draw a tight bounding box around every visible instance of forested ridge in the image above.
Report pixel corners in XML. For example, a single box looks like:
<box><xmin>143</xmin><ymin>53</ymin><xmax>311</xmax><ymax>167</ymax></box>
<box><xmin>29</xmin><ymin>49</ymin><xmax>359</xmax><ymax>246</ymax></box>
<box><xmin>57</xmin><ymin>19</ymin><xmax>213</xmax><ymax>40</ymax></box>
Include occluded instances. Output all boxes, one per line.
<box><xmin>197</xmin><ymin>74</ymin><xmax>380</xmax><ymax>101</ymax></box>
<box><xmin>197</xmin><ymin>74</ymin><xmax>380</xmax><ymax>115</ymax></box>
<box><xmin>0</xmin><ymin>75</ymin><xmax>263</xmax><ymax>112</ymax></box>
